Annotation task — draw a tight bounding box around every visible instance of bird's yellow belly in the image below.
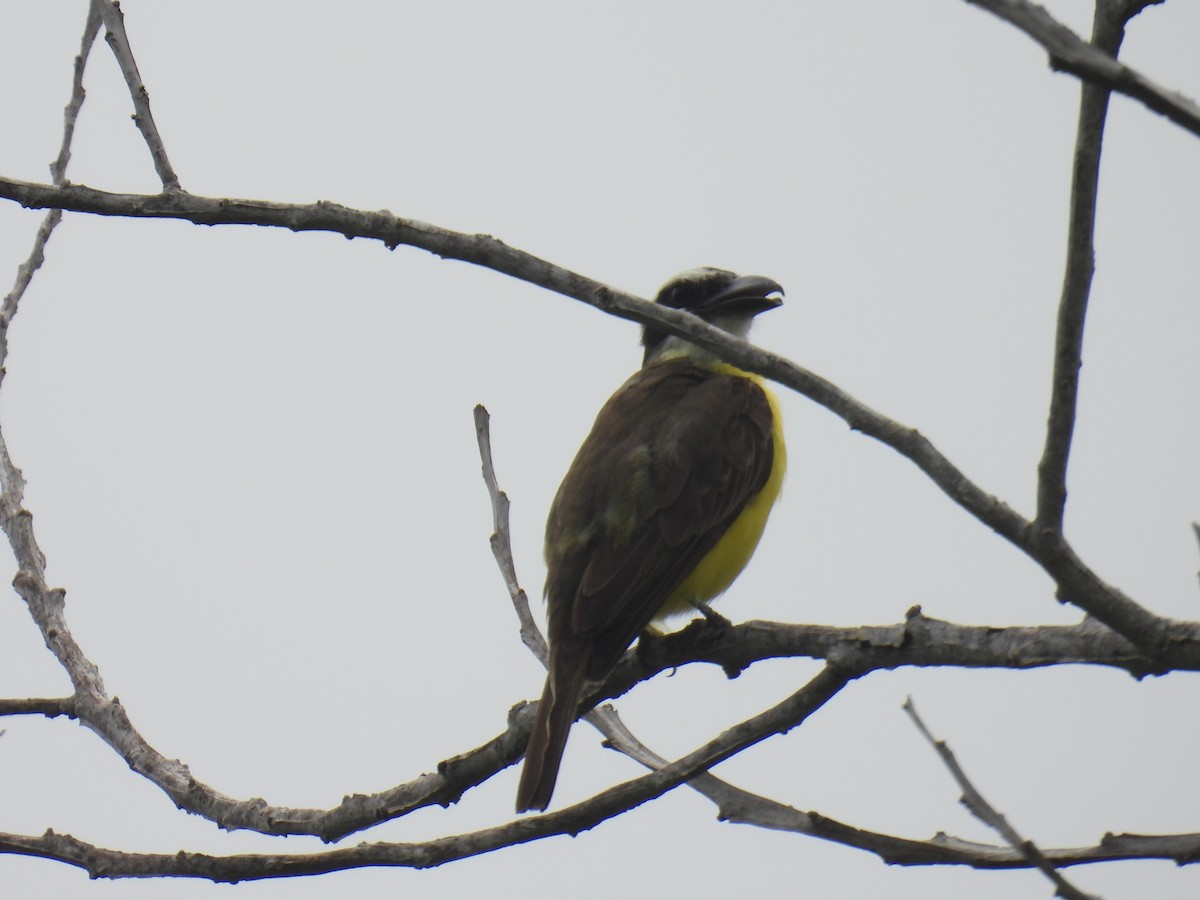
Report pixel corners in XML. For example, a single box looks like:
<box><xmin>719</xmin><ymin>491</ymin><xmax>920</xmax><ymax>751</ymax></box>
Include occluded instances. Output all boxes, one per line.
<box><xmin>653</xmin><ymin>373</ymin><xmax>785</xmax><ymax>623</ymax></box>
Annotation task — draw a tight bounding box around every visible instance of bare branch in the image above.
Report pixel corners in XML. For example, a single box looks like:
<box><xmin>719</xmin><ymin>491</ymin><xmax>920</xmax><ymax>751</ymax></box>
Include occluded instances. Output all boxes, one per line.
<box><xmin>1033</xmin><ymin>0</ymin><xmax>1165</xmax><ymax>538</ymax></box>
<box><xmin>58</xmin><ymin>681</ymin><xmax>1197</xmax><ymax>883</ymax></box>
<box><xmin>49</xmin><ymin>3</ymin><xmax>102</xmax><ymax>184</ymax></box>
<box><xmin>0</xmin><ymin>604</ymin><xmax>1180</xmax><ymax>847</ymax></box>
<box><xmin>1035</xmin><ymin>8</ymin><xmax>1114</xmax><ymax>533</ymax></box>
<box><xmin>93</xmin><ymin>0</ymin><xmax>181</xmax><ymax>190</ymax></box>
<box><xmin>0</xmin><ymin>697</ymin><xmax>75</xmax><ymax>718</ymax></box>
<box><xmin>597</xmin><ymin>706</ymin><xmax>1198</xmax><ymax>874</ymax></box>
<box><xmin>6</xmin><ymin>820</ymin><xmax>1199</xmax><ymax>882</ymax></box>
<box><xmin>963</xmin><ymin>0</ymin><xmax>1200</xmax><ymax>139</ymax></box>
<box><xmin>0</xmin><ymin>1</ymin><xmax>103</xmax><ymax>754</ymax></box>
<box><xmin>474</xmin><ymin>405</ymin><xmax>544</xmax><ymax>659</ymax></box>
<box><xmin>0</xmin><ymin>177</ymin><xmax>1181</xmax><ymax>659</ymax></box>
<box><xmin>0</xmin><ymin>209</ymin><xmax>58</xmax><ymax>390</ymax></box>
<box><xmin>614</xmin><ymin>608</ymin><xmax>1197</xmax><ymax>683</ymax></box>
<box><xmin>1</xmin><ymin>4</ymin><xmax>102</xmax><ymax>375</ymax></box>
<box><xmin>0</xmin><ymin>665</ymin><xmax>856</xmax><ymax>881</ymax></box>
<box><xmin>904</xmin><ymin>698</ymin><xmax>1100</xmax><ymax>899</ymax></box>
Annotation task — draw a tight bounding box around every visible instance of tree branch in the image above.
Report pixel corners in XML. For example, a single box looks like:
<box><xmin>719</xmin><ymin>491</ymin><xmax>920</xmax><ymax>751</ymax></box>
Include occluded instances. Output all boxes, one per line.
<box><xmin>0</xmin><ymin>177</ymin><xmax>1179</xmax><ymax>659</ymax></box>
<box><xmin>617</xmin><ymin>608</ymin><xmax>1198</xmax><ymax>683</ymax></box>
<box><xmin>2</xmin><ymin>604</ymin><xmax>1187</xmax><ymax>846</ymax></box>
<box><xmin>473</xmin><ymin>405</ymin><xmax>544</xmax><ymax>660</ymax></box>
<box><xmin>0</xmin><ymin>5</ymin><xmax>100</xmax><ymax>381</ymax></box>
<box><xmin>0</xmin><ymin>664</ymin><xmax>857</xmax><ymax>881</ymax></box>
<box><xmin>93</xmin><ymin>0</ymin><xmax>180</xmax><ymax>190</ymax></box>
<box><xmin>904</xmin><ymin>698</ymin><xmax>1098</xmax><ymax>900</ymax></box>
<box><xmin>49</xmin><ymin>3</ymin><xmax>101</xmax><ymax>185</ymax></box>
<box><xmin>1034</xmin><ymin>2</ymin><xmax>1132</xmax><ymax>534</ymax></box>
<box><xmin>963</xmin><ymin>0</ymin><xmax>1200</xmax><ymax>139</ymax></box>
<box><xmin>0</xmin><ymin>697</ymin><xmax>75</xmax><ymax>718</ymax></box>
<box><xmin>597</xmin><ymin>705</ymin><xmax>1200</xmax><ymax>875</ymax></box>
<box><xmin>4</xmin><ymin>808</ymin><xmax>1199</xmax><ymax>880</ymax></box>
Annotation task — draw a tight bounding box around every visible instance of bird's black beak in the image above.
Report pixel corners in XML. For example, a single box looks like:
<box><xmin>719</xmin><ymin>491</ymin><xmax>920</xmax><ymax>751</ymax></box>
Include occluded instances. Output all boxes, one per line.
<box><xmin>698</xmin><ymin>274</ymin><xmax>784</xmax><ymax>318</ymax></box>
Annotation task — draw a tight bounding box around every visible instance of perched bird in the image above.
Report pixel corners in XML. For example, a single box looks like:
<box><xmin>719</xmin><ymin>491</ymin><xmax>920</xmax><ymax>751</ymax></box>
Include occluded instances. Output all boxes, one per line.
<box><xmin>515</xmin><ymin>267</ymin><xmax>787</xmax><ymax>813</ymax></box>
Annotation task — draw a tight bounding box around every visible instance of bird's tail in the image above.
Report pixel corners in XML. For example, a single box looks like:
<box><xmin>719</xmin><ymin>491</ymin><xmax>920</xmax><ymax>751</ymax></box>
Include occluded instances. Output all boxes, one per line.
<box><xmin>515</xmin><ymin>655</ymin><xmax>588</xmax><ymax>813</ymax></box>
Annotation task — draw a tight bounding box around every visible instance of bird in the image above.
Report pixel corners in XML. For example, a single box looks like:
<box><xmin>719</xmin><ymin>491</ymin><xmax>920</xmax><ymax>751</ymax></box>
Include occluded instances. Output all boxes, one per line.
<box><xmin>515</xmin><ymin>267</ymin><xmax>787</xmax><ymax>813</ymax></box>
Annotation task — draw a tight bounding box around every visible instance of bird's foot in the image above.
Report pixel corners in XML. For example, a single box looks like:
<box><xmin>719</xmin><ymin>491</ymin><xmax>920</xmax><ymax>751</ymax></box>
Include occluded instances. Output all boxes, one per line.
<box><xmin>693</xmin><ymin>600</ymin><xmax>733</xmax><ymax>633</ymax></box>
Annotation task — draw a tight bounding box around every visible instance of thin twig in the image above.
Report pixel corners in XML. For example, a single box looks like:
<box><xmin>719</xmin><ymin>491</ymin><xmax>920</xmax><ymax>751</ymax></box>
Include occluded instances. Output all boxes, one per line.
<box><xmin>1035</xmin><ymin>7</ymin><xmax>1113</xmax><ymax>533</ymax></box>
<box><xmin>904</xmin><ymin>697</ymin><xmax>1100</xmax><ymax>900</ymax></box>
<box><xmin>93</xmin><ymin>0</ymin><xmax>181</xmax><ymax>190</ymax></box>
<box><xmin>0</xmin><ymin>7</ymin><xmax>101</xmax><ymax>371</ymax></box>
<box><xmin>963</xmin><ymin>0</ymin><xmax>1199</xmax><ymax>138</ymax></box>
<box><xmin>0</xmin><ymin>697</ymin><xmax>76</xmax><ymax>718</ymax></box>
<box><xmin>1033</xmin><ymin>0</ymin><xmax>1155</xmax><ymax>535</ymax></box>
<box><xmin>473</xmin><ymin>405</ymin><xmax>544</xmax><ymax>660</ymax></box>
<box><xmin>0</xmin><ymin>5</ymin><xmax>101</xmax><ymax>660</ymax></box>
<box><xmin>50</xmin><ymin>3</ymin><xmax>102</xmax><ymax>184</ymax></box>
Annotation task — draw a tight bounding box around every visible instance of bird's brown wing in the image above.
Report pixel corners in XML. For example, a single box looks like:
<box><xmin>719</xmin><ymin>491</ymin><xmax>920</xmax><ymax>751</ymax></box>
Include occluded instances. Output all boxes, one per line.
<box><xmin>518</xmin><ymin>359</ymin><xmax>775</xmax><ymax>812</ymax></box>
<box><xmin>544</xmin><ymin>358</ymin><xmax>775</xmax><ymax>679</ymax></box>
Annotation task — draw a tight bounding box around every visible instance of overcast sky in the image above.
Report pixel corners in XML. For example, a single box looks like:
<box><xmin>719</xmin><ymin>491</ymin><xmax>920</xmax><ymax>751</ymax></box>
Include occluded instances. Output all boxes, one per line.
<box><xmin>2</xmin><ymin>2</ymin><xmax>1199</xmax><ymax>898</ymax></box>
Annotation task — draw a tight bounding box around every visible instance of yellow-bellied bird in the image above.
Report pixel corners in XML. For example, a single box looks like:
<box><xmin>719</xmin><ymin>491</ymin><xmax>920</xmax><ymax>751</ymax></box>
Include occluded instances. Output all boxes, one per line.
<box><xmin>515</xmin><ymin>267</ymin><xmax>786</xmax><ymax>812</ymax></box>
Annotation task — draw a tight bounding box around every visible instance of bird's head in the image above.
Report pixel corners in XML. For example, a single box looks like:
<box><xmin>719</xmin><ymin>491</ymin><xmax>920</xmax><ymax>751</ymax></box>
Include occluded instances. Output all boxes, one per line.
<box><xmin>641</xmin><ymin>267</ymin><xmax>784</xmax><ymax>365</ymax></box>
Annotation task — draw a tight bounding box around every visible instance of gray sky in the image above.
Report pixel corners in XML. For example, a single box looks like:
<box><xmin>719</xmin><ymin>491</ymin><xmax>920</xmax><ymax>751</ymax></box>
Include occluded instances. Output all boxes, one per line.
<box><xmin>2</xmin><ymin>2</ymin><xmax>1198</xmax><ymax>897</ymax></box>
